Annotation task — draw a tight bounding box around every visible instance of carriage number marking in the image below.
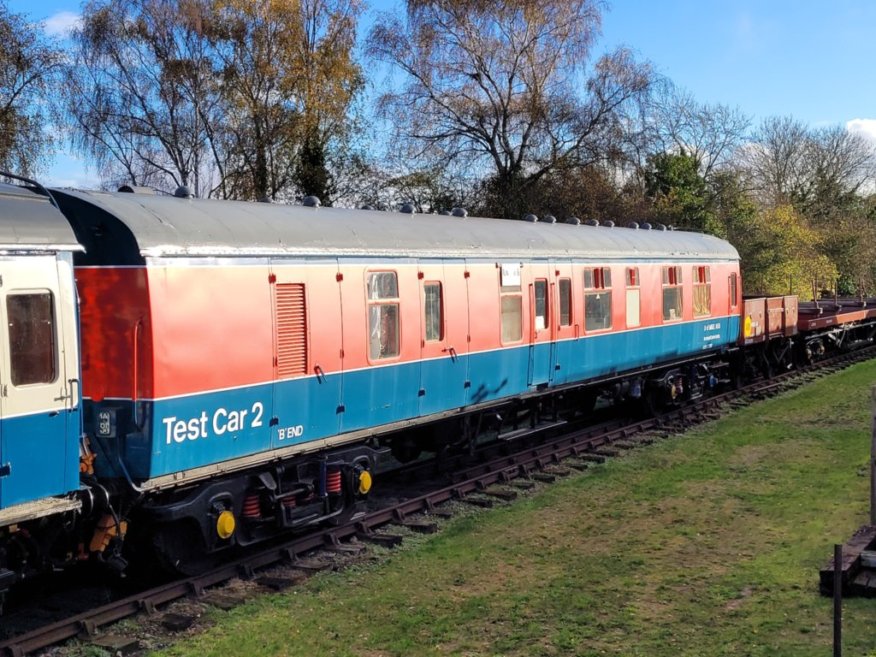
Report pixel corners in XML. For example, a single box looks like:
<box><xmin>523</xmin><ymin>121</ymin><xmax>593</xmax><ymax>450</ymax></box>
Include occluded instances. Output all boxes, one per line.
<box><xmin>702</xmin><ymin>321</ymin><xmax>723</xmax><ymax>347</ymax></box>
<box><xmin>163</xmin><ymin>402</ymin><xmax>264</xmax><ymax>444</ymax></box>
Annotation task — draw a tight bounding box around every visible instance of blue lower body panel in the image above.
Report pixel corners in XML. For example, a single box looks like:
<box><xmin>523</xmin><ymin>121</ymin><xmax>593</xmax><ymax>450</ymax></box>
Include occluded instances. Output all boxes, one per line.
<box><xmin>0</xmin><ymin>409</ymin><xmax>79</xmax><ymax>509</ymax></box>
<box><xmin>99</xmin><ymin>316</ymin><xmax>739</xmax><ymax>480</ymax></box>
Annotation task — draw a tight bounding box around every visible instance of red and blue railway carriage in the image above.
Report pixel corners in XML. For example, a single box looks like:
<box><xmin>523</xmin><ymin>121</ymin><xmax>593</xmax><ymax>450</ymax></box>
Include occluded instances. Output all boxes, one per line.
<box><xmin>48</xmin><ymin>188</ymin><xmax>742</xmax><ymax>562</ymax></box>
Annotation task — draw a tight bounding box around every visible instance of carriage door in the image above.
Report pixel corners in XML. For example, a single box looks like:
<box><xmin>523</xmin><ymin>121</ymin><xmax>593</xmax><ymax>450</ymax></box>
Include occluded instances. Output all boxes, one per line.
<box><xmin>418</xmin><ymin>260</ymin><xmax>468</xmax><ymax>415</ymax></box>
<box><xmin>551</xmin><ymin>261</ymin><xmax>575</xmax><ymax>385</ymax></box>
<box><xmin>270</xmin><ymin>261</ymin><xmax>343</xmax><ymax>447</ymax></box>
<box><xmin>527</xmin><ymin>263</ymin><xmax>553</xmax><ymax>389</ymax></box>
<box><xmin>0</xmin><ymin>255</ymin><xmax>78</xmax><ymax>508</ymax></box>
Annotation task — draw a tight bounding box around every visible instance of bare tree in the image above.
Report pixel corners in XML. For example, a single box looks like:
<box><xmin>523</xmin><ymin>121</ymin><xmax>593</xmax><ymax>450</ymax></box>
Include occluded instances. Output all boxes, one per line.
<box><xmin>0</xmin><ymin>5</ymin><xmax>62</xmax><ymax>174</ymax></box>
<box><xmin>739</xmin><ymin>116</ymin><xmax>817</xmax><ymax>207</ymax></box>
<box><xmin>740</xmin><ymin>116</ymin><xmax>875</xmax><ymax>212</ymax></box>
<box><xmin>646</xmin><ymin>82</ymin><xmax>750</xmax><ymax>180</ymax></box>
<box><xmin>805</xmin><ymin>125</ymin><xmax>875</xmax><ymax>209</ymax></box>
<box><xmin>65</xmin><ymin>0</ymin><xmax>221</xmax><ymax>195</ymax></box>
<box><xmin>367</xmin><ymin>0</ymin><xmax>651</xmax><ymax>218</ymax></box>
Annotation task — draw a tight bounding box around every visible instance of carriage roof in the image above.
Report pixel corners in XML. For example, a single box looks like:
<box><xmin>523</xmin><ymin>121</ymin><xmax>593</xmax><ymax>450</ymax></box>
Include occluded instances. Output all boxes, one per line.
<box><xmin>52</xmin><ymin>189</ymin><xmax>739</xmax><ymax>262</ymax></box>
<box><xmin>0</xmin><ymin>183</ymin><xmax>82</xmax><ymax>252</ymax></box>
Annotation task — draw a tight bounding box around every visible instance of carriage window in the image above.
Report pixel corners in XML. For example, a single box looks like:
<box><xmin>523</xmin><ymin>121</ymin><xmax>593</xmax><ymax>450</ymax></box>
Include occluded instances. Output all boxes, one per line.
<box><xmin>500</xmin><ymin>263</ymin><xmax>523</xmax><ymax>342</ymax></box>
<box><xmin>559</xmin><ymin>278</ymin><xmax>571</xmax><ymax>326</ymax></box>
<box><xmin>626</xmin><ymin>267</ymin><xmax>640</xmax><ymax>328</ymax></box>
<box><xmin>584</xmin><ymin>267</ymin><xmax>612</xmax><ymax>331</ymax></box>
<box><xmin>424</xmin><ymin>282</ymin><xmax>443</xmax><ymax>342</ymax></box>
<box><xmin>8</xmin><ymin>292</ymin><xmax>57</xmax><ymax>386</ymax></box>
<box><xmin>368</xmin><ymin>272</ymin><xmax>400</xmax><ymax>359</ymax></box>
<box><xmin>501</xmin><ymin>296</ymin><xmax>522</xmax><ymax>342</ymax></box>
<box><xmin>662</xmin><ymin>266</ymin><xmax>683</xmax><ymax>321</ymax></box>
<box><xmin>693</xmin><ymin>265</ymin><xmax>711</xmax><ymax>317</ymax></box>
<box><xmin>534</xmin><ymin>279</ymin><xmax>548</xmax><ymax>331</ymax></box>
<box><xmin>729</xmin><ymin>272</ymin><xmax>738</xmax><ymax>309</ymax></box>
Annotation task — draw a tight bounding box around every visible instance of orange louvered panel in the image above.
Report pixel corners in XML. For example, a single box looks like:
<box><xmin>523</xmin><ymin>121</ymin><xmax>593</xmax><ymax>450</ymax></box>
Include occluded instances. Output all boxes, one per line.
<box><xmin>275</xmin><ymin>283</ymin><xmax>308</xmax><ymax>377</ymax></box>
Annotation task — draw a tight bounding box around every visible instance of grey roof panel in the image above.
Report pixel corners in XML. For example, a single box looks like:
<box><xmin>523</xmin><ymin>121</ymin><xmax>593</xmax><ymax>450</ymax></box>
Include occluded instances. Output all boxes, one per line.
<box><xmin>0</xmin><ymin>184</ymin><xmax>82</xmax><ymax>251</ymax></box>
<box><xmin>53</xmin><ymin>189</ymin><xmax>739</xmax><ymax>261</ymax></box>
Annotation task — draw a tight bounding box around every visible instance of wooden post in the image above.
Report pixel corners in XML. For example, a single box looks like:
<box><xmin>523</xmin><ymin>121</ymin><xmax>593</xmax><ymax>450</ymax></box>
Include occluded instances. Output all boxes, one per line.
<box><xmin>834</xmin><ymin>543</ymin><xmax>843</xmax><ymax>657</ymax></box>
<box><xmin>871</xmin><ymin>386</ymin><xmax>876</xmax><ymax>526</ymax></box>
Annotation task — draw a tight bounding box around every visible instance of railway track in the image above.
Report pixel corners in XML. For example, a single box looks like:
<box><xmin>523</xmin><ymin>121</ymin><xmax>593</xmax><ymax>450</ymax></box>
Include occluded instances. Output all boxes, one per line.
<box><xmin>2</xmin><ymin>345</ymin><xmax>874</xmax><ymax>656</ymax></box>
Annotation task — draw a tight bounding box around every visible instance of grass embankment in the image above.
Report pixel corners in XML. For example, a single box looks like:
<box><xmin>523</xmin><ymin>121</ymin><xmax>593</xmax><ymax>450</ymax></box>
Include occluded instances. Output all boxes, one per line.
<box><xmin>157</xmin><ymin>361</ymin><xmax>876</xmax><ymax>657</ymax></box>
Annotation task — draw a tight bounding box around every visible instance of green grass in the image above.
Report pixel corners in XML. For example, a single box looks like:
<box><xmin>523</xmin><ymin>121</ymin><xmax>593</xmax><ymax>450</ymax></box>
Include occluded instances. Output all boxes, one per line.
<box><xmin>155</xmin><ymin>361</ymin><xmax>876</xmax><ymax>657</ymax></box>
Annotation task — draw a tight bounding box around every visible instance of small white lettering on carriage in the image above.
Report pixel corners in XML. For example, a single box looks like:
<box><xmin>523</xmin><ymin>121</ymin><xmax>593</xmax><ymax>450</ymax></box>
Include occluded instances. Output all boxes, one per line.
<box><xmin>703</xmin><ymin>322</ymin><xmax>721</xmax><ymax>332</ymax></box>
<box><xmin>163</xmin><ymin>401</ymin><xmax>265</xmax><ymax>445</ymax></box>
<box><xmin>701</xmin><ymin>321</ymin><xmax>723</xmax><ymax>347</ymax></box>
<box><xmin>277</xmin><ymin>425</ymin><xmax>305</xmax><ymax>440</ymax></box>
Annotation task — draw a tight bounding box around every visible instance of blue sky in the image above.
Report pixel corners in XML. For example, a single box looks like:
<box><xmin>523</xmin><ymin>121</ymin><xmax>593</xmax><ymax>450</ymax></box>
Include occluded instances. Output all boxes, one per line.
<box><xmin>12</xmin><ymin>0</ymin><xmax>876</xmax><ymax>186</ymax></box>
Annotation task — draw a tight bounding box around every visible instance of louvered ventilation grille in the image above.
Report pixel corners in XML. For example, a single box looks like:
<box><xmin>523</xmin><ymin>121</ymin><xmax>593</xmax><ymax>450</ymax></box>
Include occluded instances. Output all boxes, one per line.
<box><xmin>275</xmin><ymin>283</ymin><xmax>308</xmax><ymax>377</ymax></box>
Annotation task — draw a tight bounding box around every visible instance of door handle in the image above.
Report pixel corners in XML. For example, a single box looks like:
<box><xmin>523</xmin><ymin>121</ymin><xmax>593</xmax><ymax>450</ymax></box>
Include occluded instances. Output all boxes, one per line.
<box><xmin>55</xmin><ymin>379</ymin><xmax>81</xmax><ymax>408</ymax></box>
<box><xmin>68</xmin><ymin>378</ymin><xmax>80</xmax><ymax>410</ymax></box>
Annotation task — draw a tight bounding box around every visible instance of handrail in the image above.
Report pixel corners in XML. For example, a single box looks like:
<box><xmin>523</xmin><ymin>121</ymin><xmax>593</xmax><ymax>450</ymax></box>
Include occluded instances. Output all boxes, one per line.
<box><xmin>0</xmin><ymin>170</ymin><xmax>60</xmax><ymax>209</ymax></box>
<box><xmin>132</xmin><ymin>318</ymin><xmax>143</xmax><ymax>427</ymax></box>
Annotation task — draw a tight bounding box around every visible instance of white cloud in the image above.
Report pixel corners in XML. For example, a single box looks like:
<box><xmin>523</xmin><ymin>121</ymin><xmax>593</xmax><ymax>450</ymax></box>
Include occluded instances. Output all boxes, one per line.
<box><xmin>44</xmin><ymin>174</ymin><xmax>102</xmax><ymax>189</ymax></box>
<box><xmin>847</xmin><ymin>118</ymin><xmax>876</xmax><ymax>143</ymax></box>
<box><xmin>43</xmin><ymin>11</ymin><xmax>81</xmax><ymax>38</ymax></box>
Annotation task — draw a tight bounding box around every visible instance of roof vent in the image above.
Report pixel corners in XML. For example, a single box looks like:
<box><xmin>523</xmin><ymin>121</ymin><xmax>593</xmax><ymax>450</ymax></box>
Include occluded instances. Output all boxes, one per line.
<box><xmin>585</xmin><ymin>219</ymin><xmax>599</xmax><ymax>227</ymax></box>
<box><xmin>603</xmin><ymin>220</ymin><xmax>615</xmax><ymax>228</ymax></box>
<box><xmin>117</xmin><ymin>185</ymin><xmax>153</xmax><ymax>194</ymax></box>
<box><xmin>542</xmin><ymin>214</ymin><xmax>556</xmax><ymax>224</ymax></box>
<box><xmin>174</xmin><ymin>185</ymin><xmax>193</xmax><ymax>198</ymax></box>
<box><xmin>523</xmin><ymin>213</ymin><xmax>538</xmax><ymax>222</ymax></box>
<box><xmin>451</xmin><ymin>207</ymin><xmax>468</xmax><ymax>218</ymax></box>
<box><xmin>400</xmin><ymin>203</ymin><xmax>416</xmax><ymax>214</ymax></box>
<box><xmin>641</xmin><ymin>222</ymin><xmax>652</xmax><ymax>230</ymax></box>
<box><xmin>566</xmin><ymin>216</ymin><xmax>581</xmax><ymax>225</ymax></box>
<box><xmin>303</xmin><ymin>195</ymin><xmax>321</xmax><ymax>208</ymax></box>
<box><xmin>627</xmin><ymin>222</ymin><xmax>639</xmax><ymax>229</ymax></box>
